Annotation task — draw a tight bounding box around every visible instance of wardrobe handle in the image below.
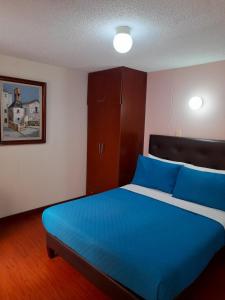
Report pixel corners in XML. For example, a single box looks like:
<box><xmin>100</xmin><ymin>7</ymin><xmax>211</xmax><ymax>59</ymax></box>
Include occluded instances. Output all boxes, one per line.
<box><xmin>98</xmin><ymin>143</ymin><xmax>101</xmax><ymax>155</ymax></box>
<box><xmin>101</xmin><ymin>143</ymin><xmax>104</xmax><ymax>155</ymax></box>
<box><xmin>120</xmin><ymin>95</ymin><xmax>123</xmax><ymax>105</ymax></box>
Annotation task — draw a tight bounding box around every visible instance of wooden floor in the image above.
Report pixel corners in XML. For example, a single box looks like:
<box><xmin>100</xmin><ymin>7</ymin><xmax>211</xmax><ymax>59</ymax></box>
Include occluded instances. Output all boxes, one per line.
<box><xmin>1</xmin><ymin>210</ymin><xmax>225</xmax><ymax>300</ymax></box>
<box><xmin>0</xmin><ymin>211</ymin><xmax>109</xmax><ymax>300</ymax></box>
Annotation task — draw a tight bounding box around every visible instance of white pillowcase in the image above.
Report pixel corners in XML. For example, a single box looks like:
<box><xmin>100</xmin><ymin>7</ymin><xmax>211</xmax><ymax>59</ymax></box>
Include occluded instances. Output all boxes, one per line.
<box><xmin>185</xmin><ymin>164</ymin><xmax>225</xmax><ymax>174</ymax></box>
<box><xmin>148</xmin><ymin>154</ymin><xmax>186</xmax><ymax>165</ymax></box>
<box><xmin>148</xmin><ymin>153</ymin><xmax>225</xmax><ymax>174</ymax></box>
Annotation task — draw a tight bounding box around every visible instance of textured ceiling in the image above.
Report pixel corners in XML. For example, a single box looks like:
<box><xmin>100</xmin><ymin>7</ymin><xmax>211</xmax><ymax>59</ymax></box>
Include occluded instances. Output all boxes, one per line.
<box><xmin>0</xmin><ymin>0</ymin><xmax>225</xmax><ymax>72</ymax></box>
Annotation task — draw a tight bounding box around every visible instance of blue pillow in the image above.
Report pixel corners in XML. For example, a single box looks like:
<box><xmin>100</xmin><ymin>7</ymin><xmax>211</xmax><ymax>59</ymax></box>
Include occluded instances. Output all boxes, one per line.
<box><xmin>173</xmin><ymin>166</ymin><xmax>225</xmax><ymax>211</ymax></box>
<box><xmin>132</xmin><ymin>155</ymin><xmax>181</xmax><ymax>193</ymax></box>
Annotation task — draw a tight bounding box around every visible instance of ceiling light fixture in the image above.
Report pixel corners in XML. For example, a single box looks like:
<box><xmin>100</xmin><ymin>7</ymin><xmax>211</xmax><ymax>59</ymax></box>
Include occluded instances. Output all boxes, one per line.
<box><xmin>189</xmin><ymin>96</ymin><xmax>204</xmax><ymax>110</ymax></box>
<box><xmin>113</xmin><ymin>26</ymin><xmax>133</xmax><ymax>54</ymax></box>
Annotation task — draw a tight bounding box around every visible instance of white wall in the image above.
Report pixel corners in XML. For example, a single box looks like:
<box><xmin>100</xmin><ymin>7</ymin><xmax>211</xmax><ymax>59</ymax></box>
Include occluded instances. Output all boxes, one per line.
<box><xmin>0</xmin><ymin>54</ymin><xmax>87</xmax><ymax>218</ymax></box>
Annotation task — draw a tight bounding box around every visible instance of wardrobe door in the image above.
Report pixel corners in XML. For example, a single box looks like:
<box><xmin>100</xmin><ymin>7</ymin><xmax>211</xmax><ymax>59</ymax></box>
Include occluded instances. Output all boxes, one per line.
<box><xmin>86</xmin><ymin>102</ymin><xmax>105</xmax><ymax>195</ymax></box>
<box><xmin>99</xmin><ymin>100</ymin><xmax>121</xmax><ymax>191</ymax></box>
<box><xmin>99</xmin><ymin>68</ymin><xmax>122</xmax><ymax>191</ymax></box>
<box><xmin>86</xmin><ymin>68</ymin><xmax>122</xmax><ymax>195</ymax></box>
<box><xmin>119</xmin><ymin>68</ymin><xmax>147</xmax><ymax>185</ymax></box>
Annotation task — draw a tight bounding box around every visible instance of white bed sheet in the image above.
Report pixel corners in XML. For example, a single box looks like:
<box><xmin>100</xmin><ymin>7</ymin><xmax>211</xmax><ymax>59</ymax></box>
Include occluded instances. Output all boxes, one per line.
<box><xmin>122</xmin><ymin>184</ymin><xmax>225</xmax><ymax>230</ymax></box>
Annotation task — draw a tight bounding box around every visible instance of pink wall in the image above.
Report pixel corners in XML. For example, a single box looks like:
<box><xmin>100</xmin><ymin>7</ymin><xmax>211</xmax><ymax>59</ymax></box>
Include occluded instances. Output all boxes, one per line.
<box><xmin>144</xmin><ymin>60</ymin><xmax>225</xmax><ymax>154</ymax></box>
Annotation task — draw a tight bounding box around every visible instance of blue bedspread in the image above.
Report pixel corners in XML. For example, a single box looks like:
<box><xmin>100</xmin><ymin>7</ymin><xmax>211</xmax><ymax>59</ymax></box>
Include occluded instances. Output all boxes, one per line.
<box><xmin>42</xmin><ymin>188</ymin><xmax>225</xmax><ymax>300</ymax></box>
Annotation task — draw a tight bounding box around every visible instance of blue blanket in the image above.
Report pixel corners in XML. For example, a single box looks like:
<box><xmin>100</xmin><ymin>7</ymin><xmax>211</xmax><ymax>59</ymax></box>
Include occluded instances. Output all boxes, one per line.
<box><xmin>42</xmin><ymin>188</ymin><xmax>225</xmax><ymax>300</ymax></box>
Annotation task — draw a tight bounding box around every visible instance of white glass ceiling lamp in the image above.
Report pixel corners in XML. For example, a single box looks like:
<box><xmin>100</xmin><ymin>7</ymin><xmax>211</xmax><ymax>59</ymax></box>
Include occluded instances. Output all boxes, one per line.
<box><xmin>113</xmin><ymin>26</ymin><xmax>133</xmax><ymax>54</ymax></box>
<box><xmin>189</xmin><ymin>96</ymin><xmax>204</xmax><ymax>110</ymax></box>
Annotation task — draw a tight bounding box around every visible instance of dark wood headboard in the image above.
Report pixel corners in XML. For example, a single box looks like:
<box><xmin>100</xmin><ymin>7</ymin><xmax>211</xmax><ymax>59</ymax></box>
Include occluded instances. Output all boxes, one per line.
<box><xmin>149</xmin><ymin>135</ymin><xmax>225</xmax><ymax>170</ymax></box>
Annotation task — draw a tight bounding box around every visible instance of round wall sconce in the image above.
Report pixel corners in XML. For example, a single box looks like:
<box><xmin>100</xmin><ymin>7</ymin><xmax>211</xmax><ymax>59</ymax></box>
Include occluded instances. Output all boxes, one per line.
<box><xmin>113</xmin><ymin>26</ymin><xmax>133</xmax><ymax>54</ymax></box>
<box><xmin>189</xmin><ymin>96</ymin><xmax>204</xmax><ymax>110</ymax></box>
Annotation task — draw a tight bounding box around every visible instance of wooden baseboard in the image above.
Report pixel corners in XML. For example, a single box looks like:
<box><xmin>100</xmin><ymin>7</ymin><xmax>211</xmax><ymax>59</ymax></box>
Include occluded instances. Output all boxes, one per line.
<box><xmin>0</xmin><ymin>194</ymin><xmax>86</xmax><ymax>222</ymax></box>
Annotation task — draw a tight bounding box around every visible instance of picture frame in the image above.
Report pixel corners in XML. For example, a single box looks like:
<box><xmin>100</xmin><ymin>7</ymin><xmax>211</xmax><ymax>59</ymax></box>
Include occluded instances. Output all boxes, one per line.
<box><xmin>0</xmin><ymin>76</ymin><xmax>46</xmax><ymax>145</ymax></box>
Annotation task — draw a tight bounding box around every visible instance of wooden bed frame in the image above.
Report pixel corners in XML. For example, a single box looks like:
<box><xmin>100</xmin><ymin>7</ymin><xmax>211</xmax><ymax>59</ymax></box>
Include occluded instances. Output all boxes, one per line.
<box><xmin>45</xmin><ymin>135</ymin><xmax>225</xmax><ymax>299</ymax></box>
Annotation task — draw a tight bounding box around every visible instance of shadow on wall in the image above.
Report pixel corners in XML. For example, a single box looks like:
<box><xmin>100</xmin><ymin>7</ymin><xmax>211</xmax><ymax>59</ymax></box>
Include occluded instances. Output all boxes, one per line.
<box><xmin>0</xmin><ymin>191</ymin><xmax>15</xmax><ymax>219</ymax></box>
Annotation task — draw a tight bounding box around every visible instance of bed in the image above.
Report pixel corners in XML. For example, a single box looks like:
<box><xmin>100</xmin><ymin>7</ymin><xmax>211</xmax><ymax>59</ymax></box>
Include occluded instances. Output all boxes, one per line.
<box><xmin>42</xmin><ymin>135</ymin><xmax>225</xmax><ymax>299</ymax></box>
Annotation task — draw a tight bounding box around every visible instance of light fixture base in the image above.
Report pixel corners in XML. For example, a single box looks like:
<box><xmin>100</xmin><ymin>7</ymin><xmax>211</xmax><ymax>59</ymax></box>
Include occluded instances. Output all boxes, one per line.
<box><xmin>116</xmin><ymin>26</ymin><xmax>131</xmax><ymax>34</ymax></box>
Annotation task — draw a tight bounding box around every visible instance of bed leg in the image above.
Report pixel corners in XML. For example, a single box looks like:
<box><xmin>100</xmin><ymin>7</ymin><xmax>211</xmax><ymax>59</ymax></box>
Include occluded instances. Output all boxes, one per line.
<box><xmin>47</xmin><ymin>246</ymin><xmax>56</xmax><ymax>259</ymax></box>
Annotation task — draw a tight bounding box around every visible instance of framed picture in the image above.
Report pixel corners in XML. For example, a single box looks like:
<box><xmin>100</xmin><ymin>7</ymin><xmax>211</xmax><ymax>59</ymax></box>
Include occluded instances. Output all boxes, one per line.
<box><xmin>0</xmin><ymin>76</ymin><xmax>46</xmax><ymax>145</ymax></box>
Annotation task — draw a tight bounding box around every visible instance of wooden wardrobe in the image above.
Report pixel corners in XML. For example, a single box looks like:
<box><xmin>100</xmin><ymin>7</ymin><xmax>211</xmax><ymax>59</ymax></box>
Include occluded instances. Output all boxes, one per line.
<box><xmin>86</xmin><ymin>67</ymin><xmax>147</xmax><ymax>195</ymax></box>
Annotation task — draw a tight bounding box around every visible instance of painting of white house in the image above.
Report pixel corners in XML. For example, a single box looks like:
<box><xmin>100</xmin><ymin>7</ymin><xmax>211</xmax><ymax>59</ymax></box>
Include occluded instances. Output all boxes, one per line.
<box><xmin>0</xmin><ymin>80</ymin><xmax>43</xmax><ymax>142</ymax></box>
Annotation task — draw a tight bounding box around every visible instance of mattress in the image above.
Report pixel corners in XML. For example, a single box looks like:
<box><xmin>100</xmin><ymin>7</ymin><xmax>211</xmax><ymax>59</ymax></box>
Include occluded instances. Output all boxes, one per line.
<box><xmin>42</xmin><ymin>185</ymin><xmax>225</xmax><ymax>300</ymax></box>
